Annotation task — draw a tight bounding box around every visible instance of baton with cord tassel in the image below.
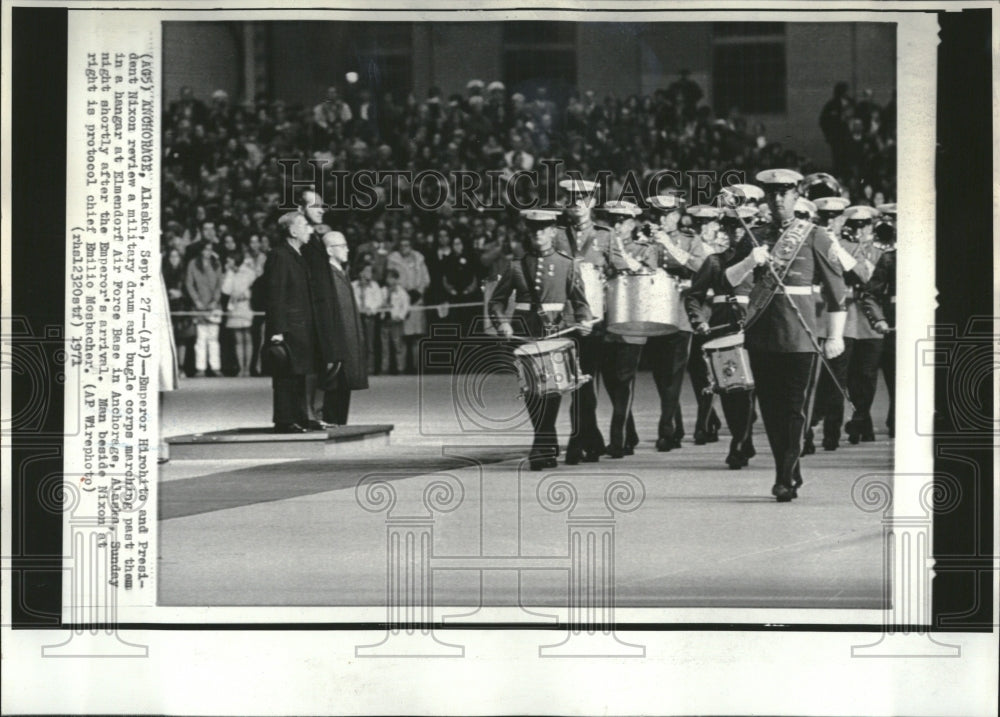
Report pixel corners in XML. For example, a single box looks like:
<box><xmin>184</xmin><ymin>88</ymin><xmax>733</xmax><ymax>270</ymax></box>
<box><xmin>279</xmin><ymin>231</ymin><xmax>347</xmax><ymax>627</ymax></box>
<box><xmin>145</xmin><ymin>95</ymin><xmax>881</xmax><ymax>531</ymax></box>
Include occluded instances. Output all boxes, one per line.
<box><xmin>717</xmin><ymin>191</ymin><xmax>857</xmax><ymax>414</ymax></box>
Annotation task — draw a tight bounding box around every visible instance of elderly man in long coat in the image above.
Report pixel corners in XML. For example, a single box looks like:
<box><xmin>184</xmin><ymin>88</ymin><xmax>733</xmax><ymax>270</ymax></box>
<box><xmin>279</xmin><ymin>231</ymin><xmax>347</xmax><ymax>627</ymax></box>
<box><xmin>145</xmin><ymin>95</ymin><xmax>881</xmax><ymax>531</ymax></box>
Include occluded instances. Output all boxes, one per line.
<box><xmin>310</xmin><ymin>229</ymin><xmax>369</xmax><ymax>425</ymax></box>
<box><xmin>265</xmin><ymin>212</ymin><xmax>320</xmax><ymax>433</ymax></box>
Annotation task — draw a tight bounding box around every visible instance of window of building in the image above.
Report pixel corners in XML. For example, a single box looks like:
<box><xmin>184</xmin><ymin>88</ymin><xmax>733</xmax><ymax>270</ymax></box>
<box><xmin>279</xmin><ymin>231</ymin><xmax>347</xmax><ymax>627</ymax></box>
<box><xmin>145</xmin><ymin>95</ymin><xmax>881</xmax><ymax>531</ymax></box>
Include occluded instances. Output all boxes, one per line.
<box><xmin>350</xmin><ymin>22</ymin><xmax>414</xmax><ymax>99</ymax></box>
<box><xmin>712</xmin><ymin>23</ymin><xmax>786</xmax><ymax>115</ymax></box>
<box><xmin>502</xmin><ymin>22</ymin><xmax>577</xmax><ymax>105</ymax></box>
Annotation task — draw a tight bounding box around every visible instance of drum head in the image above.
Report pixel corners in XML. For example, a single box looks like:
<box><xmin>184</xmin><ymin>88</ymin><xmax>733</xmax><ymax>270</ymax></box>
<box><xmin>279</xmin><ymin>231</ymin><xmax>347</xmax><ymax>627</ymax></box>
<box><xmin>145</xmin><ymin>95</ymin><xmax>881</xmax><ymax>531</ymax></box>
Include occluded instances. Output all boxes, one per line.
<box><xmin>606</xmin><ymin>321</ymin><xmax>680</xmax><ymax>337</ymax></box>
<box><xmin>703</xmin><ymin>332</ymin><xmax>746</xmax><ymax>350</ymax></box>
<box><xmin>513</xmin><ymin>338</ymin><xmax>574</xmax><ymax>356</ymax></box>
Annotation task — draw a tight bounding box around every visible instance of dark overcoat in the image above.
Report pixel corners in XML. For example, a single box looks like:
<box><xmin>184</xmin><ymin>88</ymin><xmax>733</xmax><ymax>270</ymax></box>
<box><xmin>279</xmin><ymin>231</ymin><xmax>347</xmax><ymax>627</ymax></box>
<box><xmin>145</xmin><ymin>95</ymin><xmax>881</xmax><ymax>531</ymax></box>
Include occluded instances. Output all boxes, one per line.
<box><xmin>305</xmin><ymin>238</ymin><xmax>369</xmax><ymax>391</ymax></box>
<box><xmin>264</xmin><ymin>240</ymin><xmax>317</xmax><ymax>376</ymax></box>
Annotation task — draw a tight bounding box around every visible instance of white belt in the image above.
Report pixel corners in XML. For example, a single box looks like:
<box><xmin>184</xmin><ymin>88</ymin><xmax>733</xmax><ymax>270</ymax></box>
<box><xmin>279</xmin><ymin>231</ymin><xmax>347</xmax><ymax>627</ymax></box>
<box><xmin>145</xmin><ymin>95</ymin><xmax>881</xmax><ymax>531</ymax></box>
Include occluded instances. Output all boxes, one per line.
<box><xmin>515</xmin><ymin>302</ymin><xmax>564</xmax><ymax>312</ymax></box>
<box><xmin>777</xmin><ymin>286</ymin><xmax>813</xmax><ymax>296</ymax></box>
<box><xmin>713</xmin><ymin>295</ymin><xmax>749</xmax><ymax>304</ymax></box>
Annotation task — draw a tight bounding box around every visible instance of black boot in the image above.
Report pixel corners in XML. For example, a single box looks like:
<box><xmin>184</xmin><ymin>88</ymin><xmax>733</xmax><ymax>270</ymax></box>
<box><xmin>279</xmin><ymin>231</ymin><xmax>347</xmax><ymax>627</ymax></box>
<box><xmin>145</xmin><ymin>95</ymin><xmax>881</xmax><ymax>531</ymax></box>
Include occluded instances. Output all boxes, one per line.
<box><xmin>845</xmin><ymin>419</ymin><xmax>861</xmax><ymax>445</ymax></box>
<box><xmin>801</xmin><ymin>427</ymin><xmax>816</xmax><ymax>456</ymax></box>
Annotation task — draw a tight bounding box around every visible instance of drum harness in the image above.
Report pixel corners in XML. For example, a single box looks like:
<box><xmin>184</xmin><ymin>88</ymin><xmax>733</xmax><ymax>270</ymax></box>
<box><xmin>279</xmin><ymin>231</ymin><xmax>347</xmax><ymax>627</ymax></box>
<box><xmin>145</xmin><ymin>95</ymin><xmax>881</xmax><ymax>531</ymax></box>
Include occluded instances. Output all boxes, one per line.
<box><xmin>725</xmin><ymin>204</ymin><xmax>857</xmax><ymax>413</ymax></box>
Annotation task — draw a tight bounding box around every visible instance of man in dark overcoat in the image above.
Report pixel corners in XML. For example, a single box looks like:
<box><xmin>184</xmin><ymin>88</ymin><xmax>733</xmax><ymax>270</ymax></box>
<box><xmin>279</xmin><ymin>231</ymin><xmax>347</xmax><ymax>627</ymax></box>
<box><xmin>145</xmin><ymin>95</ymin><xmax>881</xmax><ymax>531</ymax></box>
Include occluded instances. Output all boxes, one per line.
<box><xmin>310</xmin><ymin>230</ymin><xmax>369</xmax><ymax>425</ymax></box>
<box><xmin>265</xmin><ymin>211</ymin><xmax>320</xmax><ymax>432</ymax></box>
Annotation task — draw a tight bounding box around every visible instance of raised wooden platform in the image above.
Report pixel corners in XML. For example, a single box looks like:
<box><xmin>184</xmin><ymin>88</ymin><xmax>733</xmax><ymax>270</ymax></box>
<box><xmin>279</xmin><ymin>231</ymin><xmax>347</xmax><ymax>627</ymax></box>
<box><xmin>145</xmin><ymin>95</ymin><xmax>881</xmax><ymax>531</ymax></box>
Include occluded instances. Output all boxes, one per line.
<box><xmin>166</xmin><ymin>424</ymin><xmax>393</xmax><ymax>460</ymax></box>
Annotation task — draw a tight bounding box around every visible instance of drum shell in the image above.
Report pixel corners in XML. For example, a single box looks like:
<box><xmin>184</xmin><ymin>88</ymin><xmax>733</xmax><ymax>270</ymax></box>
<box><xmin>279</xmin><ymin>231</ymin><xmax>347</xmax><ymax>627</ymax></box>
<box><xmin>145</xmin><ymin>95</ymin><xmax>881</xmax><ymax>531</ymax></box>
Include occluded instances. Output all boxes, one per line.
<box><xmin>702</xmin><ymin>333</ymin><xmax>754</xmax><ymax>392</ymax></box>
<box><xmin>513</xmin><ymin>339</ymin><xmax>589</xmax><ymax>396</ymax></box>
<box><xmin>605</xmin><ymin>270</ymin><xmax>684</xmax><ymax>337</ymax></box>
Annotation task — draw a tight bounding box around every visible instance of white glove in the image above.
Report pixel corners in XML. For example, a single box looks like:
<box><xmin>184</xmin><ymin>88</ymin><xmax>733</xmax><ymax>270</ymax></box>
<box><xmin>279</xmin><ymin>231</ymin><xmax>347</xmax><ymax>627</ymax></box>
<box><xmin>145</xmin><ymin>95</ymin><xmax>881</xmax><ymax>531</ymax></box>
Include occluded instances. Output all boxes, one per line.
<box><xmin>751</xmin><ymin>245</ymin><xmax>770</xmax><ymax>265</ymax></box>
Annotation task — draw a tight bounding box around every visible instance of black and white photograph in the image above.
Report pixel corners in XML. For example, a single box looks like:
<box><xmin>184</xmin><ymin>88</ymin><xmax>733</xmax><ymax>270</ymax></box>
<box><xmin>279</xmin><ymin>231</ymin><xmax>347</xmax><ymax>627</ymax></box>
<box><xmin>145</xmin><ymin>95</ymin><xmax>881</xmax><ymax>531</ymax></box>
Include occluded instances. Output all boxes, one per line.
<box><xmin>2</xmin><ymin>2</ymin><xmax>996</xmax><ymax>715</ymax></box>
<box><xmin>155</xmin><ymin>18</ymin><xmax>901</xmax><ymax>610</ymax></box>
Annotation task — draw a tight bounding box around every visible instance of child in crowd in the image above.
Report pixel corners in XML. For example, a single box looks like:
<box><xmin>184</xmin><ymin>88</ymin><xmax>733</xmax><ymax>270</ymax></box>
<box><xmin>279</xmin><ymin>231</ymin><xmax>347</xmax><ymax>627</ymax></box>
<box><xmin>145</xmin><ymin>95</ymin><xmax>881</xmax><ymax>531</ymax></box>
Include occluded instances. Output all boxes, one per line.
<box><xmin>379</xmin><ymin>269</ymin><xmax>411</xmax><ymax>375</ymax></box>
<box><xmin>353</xmin><ymin>264</ymin><xmax>384</xmax><ymax>375</ymax></box>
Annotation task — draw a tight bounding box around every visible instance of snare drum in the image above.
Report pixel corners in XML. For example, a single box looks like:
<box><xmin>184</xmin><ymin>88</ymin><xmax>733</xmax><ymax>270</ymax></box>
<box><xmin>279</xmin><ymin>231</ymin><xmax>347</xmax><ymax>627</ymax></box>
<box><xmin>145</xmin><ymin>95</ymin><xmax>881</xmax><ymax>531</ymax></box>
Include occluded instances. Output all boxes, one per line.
<box><xmin>605</xmin><ymin>269</ymin><xmax>684</xmax><ymax>337</ymax></box>
<box><xmin>702</xmin><ymin>332</ymin><xmax>754</xmax><ymax>393</ymax></box>
<box><xmin>512</xmin><ymin>338</ymin><xmax>590</xmax><ymax>397</ymax></box>
<box><xmin>577</xmin><ymin>261</ymin><xmax>605</xmax><ymax>320</ymax></box>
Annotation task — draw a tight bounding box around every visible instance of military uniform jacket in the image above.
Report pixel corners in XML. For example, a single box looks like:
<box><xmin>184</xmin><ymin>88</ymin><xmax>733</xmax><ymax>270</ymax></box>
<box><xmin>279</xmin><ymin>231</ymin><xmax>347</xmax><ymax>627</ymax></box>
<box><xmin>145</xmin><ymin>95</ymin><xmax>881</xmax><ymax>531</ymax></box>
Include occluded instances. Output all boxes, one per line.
<box><xmin>609</xmin><ymin>228</ymin><xmax>707</xmax><ymax>278</ymax></box>
<box><xmin>741</xmin><ymin>220</ymin><xmax>847</xmax><ymax>353</ymax></box>
<box><xmin>489</xmin><ymin>248</ymin><xmax>593</xmax><ymax>339</ymax></box>
<box><xmin>657</xmin><ymin>227</ymin><xmax>710</xmax><ymax>278</ymax></box>
<box><xmin>685</xmin><ymin>247</ymin><xmax>753</xmax><ymax>330</ymax></box>
<box><xmin>859</xmin><ymin>248</ymin><xmax>896</xmax><ymax>329</ymax></box>
<box><xmin>565</xmin><ymin>220</ymin><xmax>614</xmax><ymax>270</ymax></box>
<box><xmin>842</xmin><ymin>239</ymin><xmax>884</xmax><ymax>340</ymax></box>
<box><xmin>813</xmin><ymin>235</ymin><xmax>879</xmax><ymax>338</ymax></box>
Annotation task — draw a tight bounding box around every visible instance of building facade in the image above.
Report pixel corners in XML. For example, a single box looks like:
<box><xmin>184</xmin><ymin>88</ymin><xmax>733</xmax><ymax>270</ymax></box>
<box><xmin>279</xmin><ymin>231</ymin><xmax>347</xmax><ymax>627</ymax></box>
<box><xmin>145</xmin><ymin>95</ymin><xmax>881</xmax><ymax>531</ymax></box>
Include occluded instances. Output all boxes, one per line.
<box><xmin>165</xmin><ymin>20</ymin><xmax>895</xmax><ymax>164</ymax></box>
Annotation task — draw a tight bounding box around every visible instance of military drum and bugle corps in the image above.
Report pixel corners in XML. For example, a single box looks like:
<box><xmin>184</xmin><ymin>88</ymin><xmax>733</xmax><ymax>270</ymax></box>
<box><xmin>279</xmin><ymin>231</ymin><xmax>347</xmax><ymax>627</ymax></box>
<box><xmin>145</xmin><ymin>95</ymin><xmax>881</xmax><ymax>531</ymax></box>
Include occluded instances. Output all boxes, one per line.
<box><xmin>480</xmin><ymin>168</ymin><xmax>896</xmax><ymax>502</ymax></box>
<box><xmin>261</xmin><ymin>168</ymin><xmax>895</xmax><ymax>502</ymax></box>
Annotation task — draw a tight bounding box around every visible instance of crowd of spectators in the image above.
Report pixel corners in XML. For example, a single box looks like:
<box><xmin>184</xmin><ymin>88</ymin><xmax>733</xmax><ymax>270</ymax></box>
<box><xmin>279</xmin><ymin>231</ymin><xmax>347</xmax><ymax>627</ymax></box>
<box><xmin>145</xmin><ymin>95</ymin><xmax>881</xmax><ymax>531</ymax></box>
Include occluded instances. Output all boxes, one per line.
<box><xmin>161</xmin><ymin>74</ymin><xmax>897</xmax><ymax>376</ymax></box>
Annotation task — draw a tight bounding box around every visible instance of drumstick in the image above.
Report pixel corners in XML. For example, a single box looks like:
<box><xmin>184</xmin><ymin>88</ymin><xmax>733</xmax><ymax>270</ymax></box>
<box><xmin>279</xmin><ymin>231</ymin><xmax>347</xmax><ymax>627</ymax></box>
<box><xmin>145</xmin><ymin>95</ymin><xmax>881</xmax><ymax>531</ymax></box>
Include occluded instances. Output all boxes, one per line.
<box><xmin>546</xmin><ymin>318</ymin><xmax>600</xmax><ymax>339</ymax></box>
<box><xmin>505</xmin><ymin>318</ymin><xmax>600</xmax><ymax>343</ymax></box>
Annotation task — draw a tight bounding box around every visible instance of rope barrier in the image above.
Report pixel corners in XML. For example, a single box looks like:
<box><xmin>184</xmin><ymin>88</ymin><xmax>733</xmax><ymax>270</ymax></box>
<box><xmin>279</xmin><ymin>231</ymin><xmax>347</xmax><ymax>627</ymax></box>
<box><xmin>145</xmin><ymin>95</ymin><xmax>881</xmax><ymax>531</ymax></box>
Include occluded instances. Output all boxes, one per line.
<box><xmin>169</xmin><ymin>300</ymin><xmax>486</xmax><ymax>318</ymax></box>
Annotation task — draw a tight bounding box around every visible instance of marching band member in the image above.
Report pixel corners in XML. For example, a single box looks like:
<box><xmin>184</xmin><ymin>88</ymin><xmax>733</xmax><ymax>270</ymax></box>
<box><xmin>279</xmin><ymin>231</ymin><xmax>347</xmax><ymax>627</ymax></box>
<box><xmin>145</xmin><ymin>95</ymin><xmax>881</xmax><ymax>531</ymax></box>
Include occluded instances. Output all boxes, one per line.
<box><xmin>794</xmin><ymin>197</ymin><xmax>818</xmax><ymax>222</ymax></box>
<box><xmin>684</xmin><ymin>204</ymin><xmax>759</xmax><ymax>468</ymax></box>
<box><xmin>679</xmin><ymin>204</ymin><xmax>722</xmax><ymax>445</ymax></box>
<box><xmin>725</xmin><ymin>168</ymin><xmax>848</xmax><ymax>502</ymax></box>
<box><xmin>799</xmin><ymin>172</ymin><xmax>844</xmax><ymax>201</ymax></box>
<box><xmin>721</xmin><ymin>183</ymin><xmax>766</xmax><ymax>210</ymax></box>
<box><xmin>559</xmin><ymin>178</ymin><xmax>611</xmax><ymax>464</ymax></box>
<box><xmin>489</xmin><ymin>209</ymin><xmax>593</xmax><ymax>471</ymax></box>
<box><xmin>861</xmin><ymin>203</ymin><xmax>897</xmax><ymax>438</ymax></box>
<box><xmin>803</xmin><ymin>195</ymin><xmax>852</xmax><ymax>453</ymax></box>
<box><xmin>840</xmin><ymin>205</ymin><xmax>885</xmax><ymax>444</ymax></box>
<box><xmin>643</xmin><ymin>194</ymin><xmax>708</xmax><ymax>451</ymax></box>
<box><xmin>599</xmin><ymin>200</ymin><xmax>649</xmax><ymax>457</ymax></box>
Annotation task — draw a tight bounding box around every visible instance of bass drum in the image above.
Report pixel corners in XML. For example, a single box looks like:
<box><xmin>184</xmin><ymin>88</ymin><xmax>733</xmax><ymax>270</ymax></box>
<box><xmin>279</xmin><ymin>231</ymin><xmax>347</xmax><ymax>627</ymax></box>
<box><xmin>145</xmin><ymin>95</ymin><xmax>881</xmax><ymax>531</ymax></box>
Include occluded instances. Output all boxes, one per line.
<box><xmin>605</xmin><ymin>269</ymin><xmax>684</xmax><ymax>337</ymax></box>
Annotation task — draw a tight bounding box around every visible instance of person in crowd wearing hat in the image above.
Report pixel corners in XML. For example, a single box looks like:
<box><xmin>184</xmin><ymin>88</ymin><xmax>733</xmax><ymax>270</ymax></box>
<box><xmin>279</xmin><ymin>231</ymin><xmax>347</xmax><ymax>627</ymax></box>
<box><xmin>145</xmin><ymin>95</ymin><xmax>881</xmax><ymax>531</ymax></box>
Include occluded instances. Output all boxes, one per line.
<box><xmin>860</xmin><ymin>203</ymin><xmax>897</xmax><ymax>437</ymax></box>
<box><xmin>839</xmin><ymin>204</ymin><xmax>885</xmax><ymax>444</ymax></box>
<box><xmin>598</xmin><ymin>200</ymin><xmax>652</xmax><ymax>458</ymax></box>
<box><xmin>489</xmin><ymin>209</ymin><xmax>593</xmax><ymax>471</ymax></box>
<box><xmin>310</xmin><ymin>230</ymin><xmax>369</xmax><ymax>425</ymax></box>
<box><xmin>802</xmin><ymin>194</ymin><xmax>852</xmax><ymax>454</ymax></box>
<box><xmin>678</xmin><ymin>204</ymin><xmax>723</xmax><ymax>445</ymax></box>
<box><xmin>684</xmin><ymin>204</ymin><xmax>760</xmax><ymax>469</ymax></box>
<box><xmin>725</xmin><ymin>168</ymin><xmax>848</xmax><ymax>502</ymax></box>
<box><xmin>265</xmin><ymin>212</ymin><xmax>322</xmax><ymax>433</ymax></box>
<box><xmin>559</xmin><ymin>178</ymin><xmax>611</xmax><ymax>464</ymax></box>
